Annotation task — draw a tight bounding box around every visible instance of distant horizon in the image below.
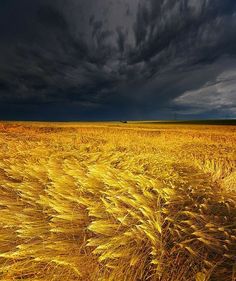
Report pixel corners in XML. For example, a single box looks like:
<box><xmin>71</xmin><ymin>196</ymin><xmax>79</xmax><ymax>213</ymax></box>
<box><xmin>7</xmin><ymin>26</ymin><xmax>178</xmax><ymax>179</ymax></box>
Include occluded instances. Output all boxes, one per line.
<box><xmin>1</xmin><ymin>118</ymin><xmax>236</xmax><ymax>125</ymax></box>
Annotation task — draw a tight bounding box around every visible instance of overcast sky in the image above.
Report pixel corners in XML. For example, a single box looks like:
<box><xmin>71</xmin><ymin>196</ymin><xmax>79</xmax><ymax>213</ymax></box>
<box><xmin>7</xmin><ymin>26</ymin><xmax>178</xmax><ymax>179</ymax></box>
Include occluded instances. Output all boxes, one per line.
<box><xmin>0</xmin><ymin>0</ymin><xmax>236</xmax><ymax>120</ymax></box>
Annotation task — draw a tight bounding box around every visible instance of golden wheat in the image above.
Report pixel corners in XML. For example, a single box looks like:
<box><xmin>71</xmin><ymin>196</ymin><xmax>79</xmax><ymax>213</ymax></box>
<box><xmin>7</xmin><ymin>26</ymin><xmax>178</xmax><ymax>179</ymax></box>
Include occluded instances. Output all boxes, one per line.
<box><xmin>0</xmin><ymin>122</ymin><xmax>235</xmax><ymax>281</ymax></box>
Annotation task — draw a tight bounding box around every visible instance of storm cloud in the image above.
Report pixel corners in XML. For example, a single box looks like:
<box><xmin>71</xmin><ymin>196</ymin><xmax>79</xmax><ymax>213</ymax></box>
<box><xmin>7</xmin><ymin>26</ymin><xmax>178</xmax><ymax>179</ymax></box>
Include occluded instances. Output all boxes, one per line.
<box><xmin>0</xmin><ymin>0</ymin><xmax>236</xmax><ymax>120</ymax></box>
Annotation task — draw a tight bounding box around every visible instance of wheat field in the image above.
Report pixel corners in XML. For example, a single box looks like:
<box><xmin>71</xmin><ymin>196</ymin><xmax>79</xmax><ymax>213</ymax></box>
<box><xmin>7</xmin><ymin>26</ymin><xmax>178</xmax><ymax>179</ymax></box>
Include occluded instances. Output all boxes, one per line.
<box><xmin>0</xmin><ymin>121</ymin><xmax>235</xmax><ymax>281</ymax></box>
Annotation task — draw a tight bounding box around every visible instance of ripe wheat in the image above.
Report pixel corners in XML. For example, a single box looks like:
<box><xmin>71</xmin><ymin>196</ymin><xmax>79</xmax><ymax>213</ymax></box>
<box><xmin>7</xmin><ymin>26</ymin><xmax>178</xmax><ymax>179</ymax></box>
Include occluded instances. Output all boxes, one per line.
<box><xmin>0</xmin><ymin>122</ymin><xmax>235</xmax><ymax>281</ymax></box>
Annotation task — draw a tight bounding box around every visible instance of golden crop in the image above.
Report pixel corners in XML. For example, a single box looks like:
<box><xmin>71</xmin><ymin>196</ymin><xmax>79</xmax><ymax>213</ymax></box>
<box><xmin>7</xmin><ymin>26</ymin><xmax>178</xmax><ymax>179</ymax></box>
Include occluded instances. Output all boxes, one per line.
<box><xmin>0</xmin><ymin>122</ymin><xmax>235</xmax><ymax>281</ymax></box>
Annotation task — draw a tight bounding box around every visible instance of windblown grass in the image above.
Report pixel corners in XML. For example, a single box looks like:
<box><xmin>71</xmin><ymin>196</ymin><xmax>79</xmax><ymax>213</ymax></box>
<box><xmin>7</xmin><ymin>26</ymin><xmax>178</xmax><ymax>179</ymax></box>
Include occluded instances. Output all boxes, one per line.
<box><xmin>0</xmin><ymin>122</ymin><xmax>235</xmax><ymax>281</ymax></box>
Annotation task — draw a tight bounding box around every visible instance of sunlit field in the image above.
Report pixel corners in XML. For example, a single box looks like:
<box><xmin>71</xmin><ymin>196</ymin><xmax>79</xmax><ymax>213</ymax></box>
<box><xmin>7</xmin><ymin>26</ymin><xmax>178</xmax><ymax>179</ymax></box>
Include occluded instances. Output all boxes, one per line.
<box><xmin>0</xmin><ymin>122</ymin><xmax>235</xmax><ymax>281</ymax></box>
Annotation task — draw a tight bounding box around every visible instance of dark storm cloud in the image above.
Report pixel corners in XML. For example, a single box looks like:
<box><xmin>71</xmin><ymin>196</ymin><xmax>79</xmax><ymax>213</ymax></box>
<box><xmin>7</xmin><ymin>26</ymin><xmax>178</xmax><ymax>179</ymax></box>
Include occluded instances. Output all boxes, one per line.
<box><xmin>0</xmin><ymin>0</ymin><xmax>236</xmax><ymax>120</ymax></box>
<box><xmin>131</xmin><ymin>0</ymin><xmax>236</xmax><ymax>63</ymax></box>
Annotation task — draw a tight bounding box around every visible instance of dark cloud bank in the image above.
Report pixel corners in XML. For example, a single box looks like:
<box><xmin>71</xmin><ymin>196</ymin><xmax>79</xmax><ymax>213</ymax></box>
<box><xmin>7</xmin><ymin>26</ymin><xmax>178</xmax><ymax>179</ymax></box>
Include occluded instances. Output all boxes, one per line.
<box><xmin>0</xmin><ymin>0</ymin><xmax>236</xmax><ymax>120</ymax></box>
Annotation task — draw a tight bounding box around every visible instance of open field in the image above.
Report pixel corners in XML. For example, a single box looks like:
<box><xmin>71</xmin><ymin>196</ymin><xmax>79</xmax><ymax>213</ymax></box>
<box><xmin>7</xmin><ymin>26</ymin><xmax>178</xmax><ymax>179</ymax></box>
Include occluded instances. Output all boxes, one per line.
<box><xmin>0</xmin><ymin>122</ymin><xmax>235</xmax><ymax>281</ymax></box>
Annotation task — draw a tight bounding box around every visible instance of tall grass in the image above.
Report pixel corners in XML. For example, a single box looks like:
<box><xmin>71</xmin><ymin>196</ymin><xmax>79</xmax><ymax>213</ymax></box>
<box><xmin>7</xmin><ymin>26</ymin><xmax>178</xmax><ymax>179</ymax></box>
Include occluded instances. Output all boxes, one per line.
<box><xmin>0</xmin><ymin>122</ymin><xmax>235</xmax><ymax>281</ymax></box>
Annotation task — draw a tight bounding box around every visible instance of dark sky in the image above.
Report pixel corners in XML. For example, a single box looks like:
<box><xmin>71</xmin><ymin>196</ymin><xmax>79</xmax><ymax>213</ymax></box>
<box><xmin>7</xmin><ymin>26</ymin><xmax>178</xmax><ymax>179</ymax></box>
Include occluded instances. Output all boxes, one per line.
<box><xmin>0</xmin><ymin>0</ymin><xmax>236</xmax><ymax>120</ymax></box>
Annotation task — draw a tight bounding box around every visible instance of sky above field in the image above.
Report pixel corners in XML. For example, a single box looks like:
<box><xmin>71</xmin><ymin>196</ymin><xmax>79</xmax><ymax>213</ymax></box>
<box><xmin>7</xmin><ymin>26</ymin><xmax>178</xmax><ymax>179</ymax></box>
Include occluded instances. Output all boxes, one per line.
<box><xmin>0</xmin><ymin>0</ymin><xmax>236</xmax><ymax>120</ymax></box>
